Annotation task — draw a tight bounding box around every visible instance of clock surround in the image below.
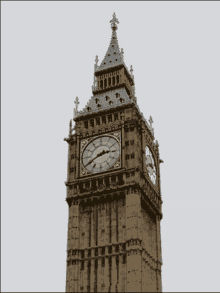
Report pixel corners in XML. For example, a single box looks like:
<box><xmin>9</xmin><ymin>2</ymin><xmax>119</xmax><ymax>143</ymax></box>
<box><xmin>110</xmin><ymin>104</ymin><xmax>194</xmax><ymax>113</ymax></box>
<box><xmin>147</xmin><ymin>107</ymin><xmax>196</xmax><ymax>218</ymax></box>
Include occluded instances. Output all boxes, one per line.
<box><xmin>80</xmin><ymin>130</ymin><xmax>121</xmax><ymax>176</ymax></box>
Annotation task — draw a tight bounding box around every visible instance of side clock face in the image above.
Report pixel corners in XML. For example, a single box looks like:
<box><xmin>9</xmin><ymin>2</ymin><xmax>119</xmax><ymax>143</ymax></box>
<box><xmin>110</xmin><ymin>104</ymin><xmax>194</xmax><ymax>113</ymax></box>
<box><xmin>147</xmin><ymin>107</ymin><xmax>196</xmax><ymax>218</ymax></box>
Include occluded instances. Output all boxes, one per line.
<box><xmin>145</xmin><ymin>146</ymin><xmax>156</xmax><ymax>185</ymax></box>
<box><xmin>81</xmin><ymin>135</ymin><xmax>121</xmax><ymax>174</ymax></box>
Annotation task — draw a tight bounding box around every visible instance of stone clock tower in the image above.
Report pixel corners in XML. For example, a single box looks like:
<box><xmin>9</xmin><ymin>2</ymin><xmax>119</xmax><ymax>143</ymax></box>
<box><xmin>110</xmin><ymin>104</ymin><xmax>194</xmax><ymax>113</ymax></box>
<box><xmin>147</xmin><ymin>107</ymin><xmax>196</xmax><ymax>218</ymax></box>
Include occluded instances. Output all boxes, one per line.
<box><xmin>64</xmin><ymin>13</ymin><xmax>163</xmax><ymax>293</ymax></box>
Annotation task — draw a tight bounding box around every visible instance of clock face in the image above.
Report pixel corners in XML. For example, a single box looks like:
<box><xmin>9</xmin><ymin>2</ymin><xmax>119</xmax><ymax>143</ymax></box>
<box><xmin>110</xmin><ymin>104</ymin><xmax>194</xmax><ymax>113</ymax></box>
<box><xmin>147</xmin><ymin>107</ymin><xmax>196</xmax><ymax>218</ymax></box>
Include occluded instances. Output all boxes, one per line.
<box><xmin>145</xmin><ymin>146</ymin><xmax>156</xmax><ymax>185</ymax></box>
<box><xmin>81</xmin><ymin>134</ymin><xmax>121</xmax><ymax>175</ymax></box>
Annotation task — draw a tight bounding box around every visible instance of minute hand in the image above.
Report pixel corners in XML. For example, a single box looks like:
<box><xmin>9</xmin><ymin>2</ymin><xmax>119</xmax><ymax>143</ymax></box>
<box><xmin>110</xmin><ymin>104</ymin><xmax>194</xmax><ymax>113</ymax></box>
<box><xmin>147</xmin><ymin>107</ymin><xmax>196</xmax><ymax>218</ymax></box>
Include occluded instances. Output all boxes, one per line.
<box><xmin>84</xmin><ymin>150</ymin><xmax>108</xmax><ymax>168</ymax></box>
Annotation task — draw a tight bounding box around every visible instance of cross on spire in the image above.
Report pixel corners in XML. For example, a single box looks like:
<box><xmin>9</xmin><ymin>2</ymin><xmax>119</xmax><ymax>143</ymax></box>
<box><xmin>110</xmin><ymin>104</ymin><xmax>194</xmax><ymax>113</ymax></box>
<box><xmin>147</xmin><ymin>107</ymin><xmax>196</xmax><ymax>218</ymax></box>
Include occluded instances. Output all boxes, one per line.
<box><xmin>110</xmin><ymin>12</ymin><xmax>119</xmax><ymax>31</ymax></box>
<box><xmin>149</xmin><ymin>116</ymin><xmax>154</xmax><ymax>127</ymax></box>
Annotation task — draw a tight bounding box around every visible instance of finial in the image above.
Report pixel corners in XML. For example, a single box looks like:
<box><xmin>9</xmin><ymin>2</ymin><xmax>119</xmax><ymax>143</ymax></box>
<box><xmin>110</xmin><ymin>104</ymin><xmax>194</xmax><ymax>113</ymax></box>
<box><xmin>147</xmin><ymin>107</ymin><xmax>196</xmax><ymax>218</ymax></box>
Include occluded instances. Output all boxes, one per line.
<box><xmin>74</xmin><ymin>96</ymin><xmax>80</xmax><ymax>118</ymax></box>
<box><xmin>120</xmin><ymin>48</ymin><xmax>124</xmax><ymax>61</ymax></box>
<box><xmin>149</xmin><ymin>116</ymin><xmax>153</xmax><ymax>128</ymax></box>
<box><xmin>130</xmin><ymin>65</ymin><xmax>134</xmax><ymax>79</ymax></box>
<box><xmin>74</xmin><ymin>96</ymin><xmax>80</xmax><ymax>111</ymax></box>
<box><xmin>95</xmin><ymin>55</ymin><xmax>99</xmax><ymax>66</ymax></box>
<box><xmin>110</xmin><ymin>12</ymin><xmax>119</xmax><ymax>31</ymax></box>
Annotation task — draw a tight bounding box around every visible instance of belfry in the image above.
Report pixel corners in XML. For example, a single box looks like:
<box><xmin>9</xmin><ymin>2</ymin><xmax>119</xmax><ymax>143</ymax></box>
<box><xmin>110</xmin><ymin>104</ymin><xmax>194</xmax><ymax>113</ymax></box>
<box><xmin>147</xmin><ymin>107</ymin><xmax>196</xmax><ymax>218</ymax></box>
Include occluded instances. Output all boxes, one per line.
<box><xmin>64</xmin><ymin>12</ymin><xmax>163</xmax><ymax>292</ymax></box>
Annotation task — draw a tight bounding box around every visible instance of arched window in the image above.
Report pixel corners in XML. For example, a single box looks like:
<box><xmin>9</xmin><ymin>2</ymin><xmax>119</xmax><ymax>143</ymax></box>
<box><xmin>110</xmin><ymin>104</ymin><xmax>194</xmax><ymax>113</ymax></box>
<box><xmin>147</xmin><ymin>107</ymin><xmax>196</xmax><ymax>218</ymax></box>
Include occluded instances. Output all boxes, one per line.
<box><xmin>116</xmin><ymin>75</ymin><xmax>119</xmax><ymax>84</ymax></box>
<box><xmin>100</xmin><ymin>80</ymin><xmax>103</xmax><ymax>89</ymax></box>
<box><xmin>112</xmin><ymin>76</ymin><xmax>115</xmax><ymax>86</ymax></box>
<box><xmin>108</xmin><ymin>77</ymin><xmax>111</xmax><ymax>86</ymax></box>
<box><xmin>104</xmin><ymin>79</ymin><xmax>107</xmax><ymax>88</ymax></box>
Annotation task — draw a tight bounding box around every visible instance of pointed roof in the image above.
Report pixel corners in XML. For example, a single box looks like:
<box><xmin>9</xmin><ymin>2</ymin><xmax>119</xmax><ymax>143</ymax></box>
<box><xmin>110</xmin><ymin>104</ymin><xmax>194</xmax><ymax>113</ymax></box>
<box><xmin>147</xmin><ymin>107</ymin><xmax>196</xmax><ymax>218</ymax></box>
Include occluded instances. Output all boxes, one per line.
<box><xmin>95</xmin><ymin>13</ymin><xmax>132</xmax><ymax>77</ymax></box>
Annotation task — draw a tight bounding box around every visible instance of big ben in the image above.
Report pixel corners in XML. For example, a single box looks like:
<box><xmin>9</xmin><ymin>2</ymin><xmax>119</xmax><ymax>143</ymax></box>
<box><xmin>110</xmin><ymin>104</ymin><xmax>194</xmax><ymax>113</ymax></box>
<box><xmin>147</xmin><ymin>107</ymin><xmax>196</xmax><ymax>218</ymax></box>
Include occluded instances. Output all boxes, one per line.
<box><xmin>64</xmin><ymin>12</ymin><xmax>163</xmax><ymax>292</ymax></box>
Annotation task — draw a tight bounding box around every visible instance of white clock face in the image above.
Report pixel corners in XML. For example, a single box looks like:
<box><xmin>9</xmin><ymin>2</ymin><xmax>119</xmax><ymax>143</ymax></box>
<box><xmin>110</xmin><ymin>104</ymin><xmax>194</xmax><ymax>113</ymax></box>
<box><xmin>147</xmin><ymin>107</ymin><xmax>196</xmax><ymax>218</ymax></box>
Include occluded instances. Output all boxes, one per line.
<box><xmin>81</xmin><ymin>135</ymin><xmax>121</xmax><ymax>174</ymax></box>
<box><xmin>145</xmin><ymin>146</ymin><xmax>156</xmax><ymax>185</ymax></box>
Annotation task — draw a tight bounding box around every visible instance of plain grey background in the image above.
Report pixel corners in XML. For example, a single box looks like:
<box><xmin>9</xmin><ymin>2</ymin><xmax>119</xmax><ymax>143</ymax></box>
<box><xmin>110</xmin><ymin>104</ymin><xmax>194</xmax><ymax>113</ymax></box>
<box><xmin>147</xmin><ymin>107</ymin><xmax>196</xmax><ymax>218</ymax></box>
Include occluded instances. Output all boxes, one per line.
<box><xmin>2</xmin><ymin>1</ymin><xmax>220</xmax><ymax>292</ymax></box>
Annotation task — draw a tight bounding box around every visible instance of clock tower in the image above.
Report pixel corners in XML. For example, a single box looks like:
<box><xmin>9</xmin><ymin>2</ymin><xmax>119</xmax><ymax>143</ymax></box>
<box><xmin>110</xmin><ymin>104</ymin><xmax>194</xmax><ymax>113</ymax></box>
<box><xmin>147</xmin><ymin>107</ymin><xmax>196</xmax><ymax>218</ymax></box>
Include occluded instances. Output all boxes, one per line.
<box><xmin>64</xmin><ymin>13</ymin><xmax>163</xmax><ymax>292</ymax></box>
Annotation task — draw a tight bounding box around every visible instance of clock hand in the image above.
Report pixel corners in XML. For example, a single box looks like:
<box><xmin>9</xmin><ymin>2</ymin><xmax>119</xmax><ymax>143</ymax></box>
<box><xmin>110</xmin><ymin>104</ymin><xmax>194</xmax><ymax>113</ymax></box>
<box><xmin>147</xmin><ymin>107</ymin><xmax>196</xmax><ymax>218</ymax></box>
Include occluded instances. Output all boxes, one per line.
<box><xmin>84</xmin><ymin>149</ymin><xmax>108</xmax><ymax>168</ymax></box>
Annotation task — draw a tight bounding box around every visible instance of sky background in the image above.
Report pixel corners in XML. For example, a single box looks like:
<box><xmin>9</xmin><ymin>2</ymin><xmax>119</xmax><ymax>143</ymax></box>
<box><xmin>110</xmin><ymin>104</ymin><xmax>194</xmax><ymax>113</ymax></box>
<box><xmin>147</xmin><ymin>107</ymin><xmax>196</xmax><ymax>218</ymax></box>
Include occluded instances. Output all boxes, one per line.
<box><xmin>2</xmin><ymin>1</ymin><xmax>220</xmax><ymax>292</ymax></box>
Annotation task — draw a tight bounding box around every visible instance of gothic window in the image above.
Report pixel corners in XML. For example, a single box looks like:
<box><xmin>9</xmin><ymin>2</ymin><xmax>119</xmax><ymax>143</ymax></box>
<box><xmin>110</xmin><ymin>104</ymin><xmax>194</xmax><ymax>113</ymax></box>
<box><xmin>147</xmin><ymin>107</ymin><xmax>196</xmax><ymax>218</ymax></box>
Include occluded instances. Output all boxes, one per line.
<box><xmin>112</xmin><ymin>76</ymin><xmax>115</xmax><ymax>86</ymax></box>
<box><xmin>102</xmin><ymin>116</ymin><xmax>106</xmax><ymax>124</ymax></box>
<box><xmin>119</xmin><ymin>98</ymin><xmax>124</xmax><ymax>103</ymax></box>
<box><xmin>115</xmin><ymin>93</ymin><xmax>120</xmax><ymax>98</ymax></box>
<box><xmin>116</xmin><ymin>75</ymin><xmax>119</xmax><ymax>84</ymax></box>
<box><xmin>114</xmin><ymin>113</ymin><xmax>118</xmax><ymax>121</ymax></box>
<box><xmin>105</xmin><ymin>96</ymin><xmax>110</xmax><ymax>101</ymax></box>
<box><xmin>84</xmin><ymin>121</ymin><xmax>88</xmax><ymax>129</ymax></box>
<box><xmin>123</xmin><ymin>254</ymin><xmax>126</xmax><ymax>264</ymax></box>
<box><xmin>104</xmin><ymin>79</ymin><xmax>107</xmax><ymax>88</ymax></box>
<box><xmin>96</xmin><ymin>117</ymin><xmax>100</xmax><ymax>125</ymax></box>
<box><xmin>90</xmin><ymin>119</ymin><xmax>94</xmax><ymax>127</ymax></box>
<box><xmin>109</xmin><ymin>100</ymin><xmax>113</xmax><ymax>105</ymax></box>
<box><xmin>95</xmin><ymin>98</ymin><xmax>99</xmax><ymax>104</ymax></box>
<box><xmin>125</xmin><ymin>154</ymin><xmax>129</xmax><ymax>160</ymax></box>
<box><xmin>100</xmin><ymin>80</ymin><xmax>103</xmax><ymax>89</ymax></box>
<box><xmin>97</xmin><ymin>104</ymin><xmax>101</xmax><ymax>109</ymax></box>
<box><xmin>131</xmin><ymin>153</ymin><xmax>135</xmax><ymax>159</ymax></box>
<box><xmin>108</xmin><ymin>114</ymin><xmax>112</xmax><ymax>122</ymax></box>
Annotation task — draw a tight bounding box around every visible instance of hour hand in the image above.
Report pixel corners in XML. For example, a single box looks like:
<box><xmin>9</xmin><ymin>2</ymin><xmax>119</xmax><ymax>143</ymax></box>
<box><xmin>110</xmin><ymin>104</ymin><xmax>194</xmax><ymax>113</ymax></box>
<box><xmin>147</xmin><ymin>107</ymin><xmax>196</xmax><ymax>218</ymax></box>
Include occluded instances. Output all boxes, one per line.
<box><xmin>85</xmin><ymin>157</ymin><xmax>96</xmax><ymax>168</ymax></box>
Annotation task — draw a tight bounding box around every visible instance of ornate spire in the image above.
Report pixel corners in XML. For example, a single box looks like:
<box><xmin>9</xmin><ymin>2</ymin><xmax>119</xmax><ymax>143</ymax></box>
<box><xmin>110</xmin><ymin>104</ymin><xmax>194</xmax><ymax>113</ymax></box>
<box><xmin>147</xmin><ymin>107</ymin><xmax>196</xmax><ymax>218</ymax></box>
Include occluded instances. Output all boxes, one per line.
<box><xmin>96</xmin><ymin>13</ymin><xmax>122</xmax><ymax>72</ymax></box>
